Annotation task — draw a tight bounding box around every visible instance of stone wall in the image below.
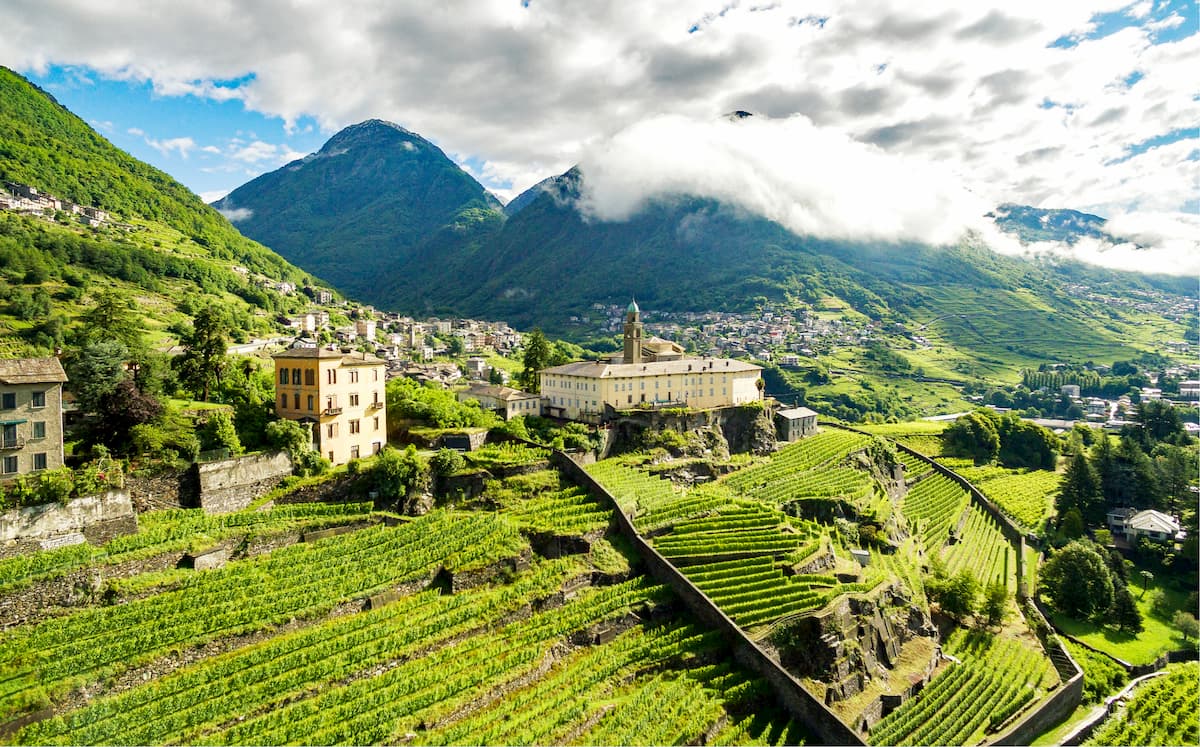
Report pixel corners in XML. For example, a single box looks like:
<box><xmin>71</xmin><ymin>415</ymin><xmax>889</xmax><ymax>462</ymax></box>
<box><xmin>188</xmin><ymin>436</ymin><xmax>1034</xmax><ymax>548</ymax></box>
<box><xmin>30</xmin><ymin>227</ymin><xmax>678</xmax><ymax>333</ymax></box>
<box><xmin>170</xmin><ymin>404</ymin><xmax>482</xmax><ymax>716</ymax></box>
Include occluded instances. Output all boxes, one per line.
<box><xmin>555</xmin><ymin>451</ymin><xmax>864</xmax><ymax>746</ymax></box>
<box><xmin>193</xmin><ymin>451</ymin><xmax>292</xmax><ymax>514</ymax></box>
<box><xmin>0</xmin><ymin>489</ymin><xmax>136</xmax><ymax>559</ymax></box>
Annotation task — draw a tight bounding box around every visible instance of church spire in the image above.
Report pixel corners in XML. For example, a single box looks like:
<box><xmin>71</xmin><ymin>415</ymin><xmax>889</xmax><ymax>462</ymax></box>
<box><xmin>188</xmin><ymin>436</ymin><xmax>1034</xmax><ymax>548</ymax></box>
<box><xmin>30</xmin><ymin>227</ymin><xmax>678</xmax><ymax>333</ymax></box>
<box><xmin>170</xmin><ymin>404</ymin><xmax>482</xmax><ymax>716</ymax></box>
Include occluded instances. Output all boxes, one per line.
<box><xmin>623</xmin><ymin>298</ymin><xmax>643</xmax><ymax>364</ymax></box>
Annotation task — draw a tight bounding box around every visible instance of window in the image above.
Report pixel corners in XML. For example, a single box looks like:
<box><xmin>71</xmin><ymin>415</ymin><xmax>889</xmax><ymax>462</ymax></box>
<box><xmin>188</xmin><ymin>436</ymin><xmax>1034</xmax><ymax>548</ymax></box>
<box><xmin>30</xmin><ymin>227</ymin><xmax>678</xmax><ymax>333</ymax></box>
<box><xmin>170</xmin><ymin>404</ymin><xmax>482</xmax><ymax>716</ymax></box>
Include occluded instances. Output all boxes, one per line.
<box><xmin>372</xmin><ymin>441</ymin><xmax>382</xmax><ymax>455</ymax></box>
<box><xmin>327</xmin><ymin>369</ymin><xmax>337</xmax><ymax>384</ymax></box>
<box><xmin>305</xmin><ymin>369</ymin><xmax>315</xmax><ymax>386</ymax></box>
<box><xmin>280</xmin><ymin>393</ymin><xmax>288</xmax><ymax>409</ymax></box>
<box><xmin>32</xmin><ymin>422</ymin><xmax>45</xmax><ymax>439</ymax></box>
<box><xmin>349</xmin><ymin>370</ymin><xmax>359</xmax><ymax>383</ymax></box>
<box><xmin>328</xmin><ymin>451</ymin><xmax>334</xmax><ymax>461</ymax></box>
<box><xmin>350</xmin><ymin>445</ymin><xmax>360</xmax><ymax>459</ymax></box>
<box><xmin>350</xmin><ymin>419</ymin><xmax>360</xmax><ymax>434</ymax></box>
<box><xmin>279</xmin><ymin>369</ymin><xmax>289</xmax><ymax>385</ymax></box>
<box><xmin>293</xmin><ymin>393</ymin><xmax>300</xmax><ymax>409</ymax></box>
<box><xmin>327</xmin><ymin>423</ymin><xmax>338</xmax><ymax>438</ymax></box>
<box><xmin>1</xmin><ymin>456</ymin><xmax>15</xmax><ymax>474</ymax></box>
<box><xmin>307</xmin><ymin>395</ymin><xmax>314</xmax><ymax>411</ymax></box>
<box><xmin>1</xmin><ymin>393</ymin><xmax>14</xmax><ymax>410</ymax></box>
<box><xmin>31</xmin><ymin>391</ymin><xmax>45</xmax><ymax>408</ymax></box>
<box><xmin>325</xmin><ymin>396</ymin><xmax>337</xmax><ymax>411</ymax></box>
<box><xmin>373</xmin><ymin>369</ymin><xmax>379</xmax><ymax>381</ymax></box>
<box><xmin>33</xmin><ymin>453</ymin><xmax>47</xmax><ymax>471</ymax></box>
<box><xmin>373</xmin><ymin>391</ymin><xmax>381</xmax><ymax>406</ymax></box>
<box><xmin>373</xmin><ymin>416</ymin><xmax>380</xmax><ymax>431</ymax></box>
<box><xmin>349</xmin><ymin>394</ymin><xmax>360</xmax><ymax>407</ymax></box>
<box><xmin>291</xmin><ymin>369</ymin><xmax>301</xmax><ymax>385</ymax></box>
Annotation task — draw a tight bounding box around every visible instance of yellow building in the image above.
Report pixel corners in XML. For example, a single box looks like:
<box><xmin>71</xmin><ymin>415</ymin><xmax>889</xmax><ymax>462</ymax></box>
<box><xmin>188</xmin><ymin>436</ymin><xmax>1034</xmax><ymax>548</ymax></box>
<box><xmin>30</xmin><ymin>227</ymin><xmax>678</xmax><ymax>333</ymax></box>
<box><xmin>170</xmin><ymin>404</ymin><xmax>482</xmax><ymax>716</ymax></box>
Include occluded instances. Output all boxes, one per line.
<box><xmin>272</xmin><ymin>347</ymin><xmax>387</xmax><ymax>465</ymax></box>
<box><xmin>540</xmin><ymin>301</ymin><xmax>762</xmax><ymax>421</ymax></box>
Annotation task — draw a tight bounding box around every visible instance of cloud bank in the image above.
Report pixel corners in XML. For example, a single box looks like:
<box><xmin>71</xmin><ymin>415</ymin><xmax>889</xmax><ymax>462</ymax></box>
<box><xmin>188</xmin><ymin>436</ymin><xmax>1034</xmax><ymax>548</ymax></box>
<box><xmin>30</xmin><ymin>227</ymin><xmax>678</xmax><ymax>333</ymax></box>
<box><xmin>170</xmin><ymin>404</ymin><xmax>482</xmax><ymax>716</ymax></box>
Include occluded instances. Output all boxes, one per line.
<box><xmin>575</xmin><ymin>113</ymin><xmax>1198</xmax><ymax>275</ymax></box>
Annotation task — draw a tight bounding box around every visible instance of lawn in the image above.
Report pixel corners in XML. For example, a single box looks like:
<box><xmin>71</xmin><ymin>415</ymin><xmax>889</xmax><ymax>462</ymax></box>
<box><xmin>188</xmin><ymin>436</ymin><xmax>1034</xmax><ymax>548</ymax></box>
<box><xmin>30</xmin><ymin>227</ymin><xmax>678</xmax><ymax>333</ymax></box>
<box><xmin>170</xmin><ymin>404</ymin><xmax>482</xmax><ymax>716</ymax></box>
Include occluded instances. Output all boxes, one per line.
<box><xmin>1047</xmin><ymin>579</ymin><xmax>1196</xmax><ymax>665</ymax></box>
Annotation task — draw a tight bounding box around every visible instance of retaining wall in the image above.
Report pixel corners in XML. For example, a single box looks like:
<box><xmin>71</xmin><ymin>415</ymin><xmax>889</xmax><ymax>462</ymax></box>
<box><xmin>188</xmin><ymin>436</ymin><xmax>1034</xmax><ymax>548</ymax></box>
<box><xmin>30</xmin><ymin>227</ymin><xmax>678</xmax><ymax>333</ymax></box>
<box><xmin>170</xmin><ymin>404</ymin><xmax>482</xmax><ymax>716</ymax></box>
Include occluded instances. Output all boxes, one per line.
<box><xmin>554</xmin><ymin>451</ymin><xmax>864</xmax><ymax>746</ymax></box>
<box><xmin>0</xmin><ymin>489</ymin><xmax>136</xmax><ymax>558</ymax></box>
<box><xmin>193</xmin><ymin>451</ymin><xmax>292</xmax><ymax>514</ymax></box>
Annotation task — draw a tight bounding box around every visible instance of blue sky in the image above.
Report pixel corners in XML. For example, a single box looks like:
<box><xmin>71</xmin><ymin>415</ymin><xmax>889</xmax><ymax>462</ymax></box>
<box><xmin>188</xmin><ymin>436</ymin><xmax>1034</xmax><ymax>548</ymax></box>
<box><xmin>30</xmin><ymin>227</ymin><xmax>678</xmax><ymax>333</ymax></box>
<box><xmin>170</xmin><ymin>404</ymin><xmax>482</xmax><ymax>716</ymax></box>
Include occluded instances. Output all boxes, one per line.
<box><xmin>3</xmin><ymin>0</ymin><xmax>1197</xmax><ymax>274</ymax></box>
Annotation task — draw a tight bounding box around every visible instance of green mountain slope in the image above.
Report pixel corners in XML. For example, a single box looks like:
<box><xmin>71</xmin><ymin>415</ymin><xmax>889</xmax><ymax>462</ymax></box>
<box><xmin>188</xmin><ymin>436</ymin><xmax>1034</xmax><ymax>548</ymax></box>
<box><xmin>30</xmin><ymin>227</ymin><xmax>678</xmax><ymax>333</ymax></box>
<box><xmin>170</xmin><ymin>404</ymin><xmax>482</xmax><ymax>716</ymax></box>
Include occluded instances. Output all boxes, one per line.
<box><xmin>0</xmin><ymin>67</ymin><xmax>328</xmax><ymax>356</ymax></box>
<box><xmin>212</xmin><ymin>119</ymin><xmax>505</xmax><ymax>302</ymax></box>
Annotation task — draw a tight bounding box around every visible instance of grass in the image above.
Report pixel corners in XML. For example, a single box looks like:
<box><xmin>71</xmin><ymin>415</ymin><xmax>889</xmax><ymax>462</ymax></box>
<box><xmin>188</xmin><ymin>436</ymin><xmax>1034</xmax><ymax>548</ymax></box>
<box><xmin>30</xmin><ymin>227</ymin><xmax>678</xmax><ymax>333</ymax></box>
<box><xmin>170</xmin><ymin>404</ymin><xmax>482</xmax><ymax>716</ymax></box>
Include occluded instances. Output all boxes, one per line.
<box><xmin>1030</xmin><ymin>703</ymin><xmax>1101</xmax><ymax>747</ymax></box>
<box><xmin>1047</xmin><ymin>579</ymin><xmax>1195</xmax><ymax>665</ymax></box>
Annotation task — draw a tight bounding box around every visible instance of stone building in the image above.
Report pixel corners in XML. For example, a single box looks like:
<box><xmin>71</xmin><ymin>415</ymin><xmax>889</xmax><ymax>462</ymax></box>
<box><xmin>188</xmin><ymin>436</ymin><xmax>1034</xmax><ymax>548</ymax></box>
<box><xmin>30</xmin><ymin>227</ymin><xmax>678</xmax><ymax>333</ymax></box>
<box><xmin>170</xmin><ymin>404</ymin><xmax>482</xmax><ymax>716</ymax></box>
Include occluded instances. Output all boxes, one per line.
<box><xmin>272</xmin><ymin>346</ymin><xmax>387</xmax><ymax>465</ymax></box>
<box><xmin>540</xmin><ymin>300</ymin><xmax>762</xmax><ymax>422</ymax></box>
<box><xmin>0</xmin><ymin>357</ymin><xmax>68</xmax><ymax>478</ymax></box>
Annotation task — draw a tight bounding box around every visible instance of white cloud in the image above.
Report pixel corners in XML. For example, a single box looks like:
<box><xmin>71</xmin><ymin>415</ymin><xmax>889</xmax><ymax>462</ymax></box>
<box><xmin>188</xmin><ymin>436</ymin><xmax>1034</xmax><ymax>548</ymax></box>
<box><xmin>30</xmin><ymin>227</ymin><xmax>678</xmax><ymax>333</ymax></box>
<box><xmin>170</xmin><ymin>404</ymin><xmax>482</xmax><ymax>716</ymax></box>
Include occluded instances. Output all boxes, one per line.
<box><xmin>144</xmin><ymin>135</ymin><xmax>195</xmax><ymax>159</ymax></box>
<box><xmin>126</xmin><ymin>127</ymin><xmax>144</xmax><ymax>136</ymax></box>
<box><xmin>200</xmin><ymin>145</ymin><xmax>221</xmax><ymax>154</ymax></box>
<box><xmin>0</xmin><ymin>0</ymin><xmax>1194</xmax><ymax>275</ymax></box>
<box><xmin>577</xmin><ymin>113</ymin><xmax>986</xmax><ymax>246</ymax></box>
<box><xmin>198</xmin><ymin>188</ymin><xmax>229</xmax><ymax>203</ymax></box>
<box><xmin>216</xmin><ymin>206</ymin><xmax>252</xmax><ymax>221</ymax></box>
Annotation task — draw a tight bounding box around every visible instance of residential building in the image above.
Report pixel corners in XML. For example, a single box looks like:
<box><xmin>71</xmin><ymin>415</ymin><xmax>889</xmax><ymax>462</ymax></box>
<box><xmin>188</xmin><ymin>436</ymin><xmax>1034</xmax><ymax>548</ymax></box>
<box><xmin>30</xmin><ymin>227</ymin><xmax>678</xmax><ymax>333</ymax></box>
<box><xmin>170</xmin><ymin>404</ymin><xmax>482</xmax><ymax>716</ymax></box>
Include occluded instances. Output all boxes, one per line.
<box><xmin>0</xmin><ymin>357</ymin><xmax>68</xmax><ymax>478</ymax></box>
<box><xmin>272</xmin><ymin>347</ymin><xmax>387</xmax><ymax>465</ymax></box>
<box><xmin>776</xmin><ymin>406</ymin><xmax>818</xmax><ymax>442</ymax></box>
<box><xmin>1107</xmin><ymin>507</ymin><xmax>1185</xmax><ymax>544</ymax></box>
<box><xmin>540</xmin><ymin>301</ymin><xmax>762</xmax><ymax>422</ymax></box>
<box><xmin>457</xmin><ymin>383</ymin><xmax>541</xmax><ymax>420</ymax></box>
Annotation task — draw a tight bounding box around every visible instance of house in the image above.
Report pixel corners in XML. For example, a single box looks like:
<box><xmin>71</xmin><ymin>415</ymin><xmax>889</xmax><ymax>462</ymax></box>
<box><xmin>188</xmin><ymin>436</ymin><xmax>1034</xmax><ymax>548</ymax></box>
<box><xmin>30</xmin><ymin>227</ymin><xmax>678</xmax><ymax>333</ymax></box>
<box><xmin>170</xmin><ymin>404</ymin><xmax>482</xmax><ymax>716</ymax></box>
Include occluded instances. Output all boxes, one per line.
<box><xmin>272</xmin><ymin>346</ymin><xmax>387</xmax><ymax>465</ymax></box>
<box><xmin>1179</xmin><ymin>380</ymin><xmax>1200</xmax><ymax>399</ymax></box>
<box><xmin>540</xmin><ymin>301</ymin><xmax>762</xmax><ymax>422</ymax></box>
<box><xmin>0</xmin><ymin>357</ymin><xmax>68</xmax><ymax>478</ymax></box>
<box><xmin>465</xmin><ymin>357</ymin><xmax>490</xmax><ymax>380</ymax></box>
<box><xmin>1125</xmin><ymin>509</ymin><xmax>1184</xmax><ymax>544</ymax></box>
<box><xmin>457</xmin><ymin>384</ymin><xmax>541</xmax><ymax>420</ymax></box>
<box><xmin>1107</xmin><ymin>507</ymin><xmax>1185</xmax><ymax>544</ymax></box>
<box><xmin>355</xmin><ymin>319</ymin><xmax>377</xmax><ymax>340</ymax></box>
<box><xmin>776</xmin><ymin>406</ymin><xmax>818</xmax><ymax>442</ymax></box>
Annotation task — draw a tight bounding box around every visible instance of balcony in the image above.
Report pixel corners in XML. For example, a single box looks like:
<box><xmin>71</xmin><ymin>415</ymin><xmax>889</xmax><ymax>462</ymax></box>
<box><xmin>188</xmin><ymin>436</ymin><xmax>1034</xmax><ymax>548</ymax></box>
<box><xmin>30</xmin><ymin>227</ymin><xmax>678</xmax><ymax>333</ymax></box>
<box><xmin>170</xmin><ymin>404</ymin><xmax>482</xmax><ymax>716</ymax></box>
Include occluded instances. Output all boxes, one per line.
<box><xmin>322</xmin><ymin>407</ymin><xmax>343</xmax><ymax>416</ymax></box>
<box><xmin>367</xmin><ymin>400</ymin><xmax>384</xmax><ymax>410</ymax></box>
<box><xmin>0</xmin><ymin>437</ymin><xmax>25</xmax><ymax>451</ymax></box>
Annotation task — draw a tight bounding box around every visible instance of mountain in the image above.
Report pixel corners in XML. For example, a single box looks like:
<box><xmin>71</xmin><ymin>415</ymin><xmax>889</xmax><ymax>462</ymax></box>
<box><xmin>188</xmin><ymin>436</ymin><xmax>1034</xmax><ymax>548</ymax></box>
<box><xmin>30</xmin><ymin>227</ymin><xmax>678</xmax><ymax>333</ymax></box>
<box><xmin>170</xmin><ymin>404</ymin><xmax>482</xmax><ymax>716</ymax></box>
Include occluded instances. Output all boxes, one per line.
<box><xmin>989</xmin><ymin>203</ymin><xmax>1115</xmax><ymax>245</ymax></box>
<box><xmin>212</xmin><ymin>119</ymin><xmax>505</xmax><ymax>303</ymax></box>
<box><xmin>0</xmin><ymin>67</ymin><xmax>324</xmax><ymax>356</ymax></box>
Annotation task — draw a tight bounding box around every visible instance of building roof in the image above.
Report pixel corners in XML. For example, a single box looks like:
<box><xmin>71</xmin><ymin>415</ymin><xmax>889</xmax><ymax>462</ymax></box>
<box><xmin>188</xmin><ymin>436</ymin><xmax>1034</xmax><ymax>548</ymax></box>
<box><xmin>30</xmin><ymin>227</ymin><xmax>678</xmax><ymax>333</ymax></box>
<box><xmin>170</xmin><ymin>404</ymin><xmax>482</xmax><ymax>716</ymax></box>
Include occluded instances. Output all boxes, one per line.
<box><xmin>0</xmin><ymin>356</ymin><xmax>68</xmax><ymax>384</ymax></box>
<box><xmin>460</xmin><ymin>383</ymin><xmax>539</xmax><ymax>402</ymax></box>
<box><xmin>1127</xmin><ymin>509</ymin><xmax>1181</xmax><ymax>534</ymax></box>
<box><xmin>777</xmin><ymin>406</ymin><xmax>818</xmax><ymax>419</ymax></box>
<box><xmin>627</xmin><ymin>299</ymin><xmax>639</xmax><ymax>314</ymax></box>
<box><xmin>542</xmin><ymin>357</ymin><xmax>760</xmax><ymax>378</ymax></box>
<box><xmin>272</xmin><ymin>347</ymin><xmax>385</xmax><ymax>366</ymax></box>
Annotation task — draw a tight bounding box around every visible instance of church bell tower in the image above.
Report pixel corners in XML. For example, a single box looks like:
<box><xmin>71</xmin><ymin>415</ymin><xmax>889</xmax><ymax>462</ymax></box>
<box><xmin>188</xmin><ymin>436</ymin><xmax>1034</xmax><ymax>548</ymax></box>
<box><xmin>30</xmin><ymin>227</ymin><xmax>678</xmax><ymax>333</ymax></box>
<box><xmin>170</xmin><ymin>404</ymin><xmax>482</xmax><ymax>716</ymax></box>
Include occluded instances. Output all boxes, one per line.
<box><xmin>623</xmin><ymin>299</ymin><xmax>643</xmax><ymax>364</ymax></box>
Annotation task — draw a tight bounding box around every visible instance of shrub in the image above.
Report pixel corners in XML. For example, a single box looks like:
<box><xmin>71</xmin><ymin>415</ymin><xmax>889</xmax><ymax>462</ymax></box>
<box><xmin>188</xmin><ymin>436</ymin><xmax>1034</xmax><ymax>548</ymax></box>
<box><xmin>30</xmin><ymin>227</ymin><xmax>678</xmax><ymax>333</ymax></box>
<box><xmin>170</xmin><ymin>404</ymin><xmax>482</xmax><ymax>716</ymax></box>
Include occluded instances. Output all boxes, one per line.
<box><xmin>430</xmin><ymin>448</ymin><xmax>466</xmax><ymax>477</ymax></box>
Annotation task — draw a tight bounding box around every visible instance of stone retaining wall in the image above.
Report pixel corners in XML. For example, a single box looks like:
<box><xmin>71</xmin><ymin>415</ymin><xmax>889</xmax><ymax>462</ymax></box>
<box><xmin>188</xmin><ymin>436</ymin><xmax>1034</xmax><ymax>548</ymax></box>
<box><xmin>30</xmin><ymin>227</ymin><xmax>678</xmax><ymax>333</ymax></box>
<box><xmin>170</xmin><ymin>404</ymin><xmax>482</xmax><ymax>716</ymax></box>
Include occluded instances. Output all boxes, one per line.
<box><xmin>0</xmin><ymin>490</ymin><xmax>136</xmax><ymax>559</ymax></box>
<box><xmin>554</xmin><ymin>451</ymin><xmax>864</xmax><ymax>746</ymax></box>
<box><xmin>193</xmin><ymin>451</ymin><xmax>292</xmax><ymax>514</ymax></box>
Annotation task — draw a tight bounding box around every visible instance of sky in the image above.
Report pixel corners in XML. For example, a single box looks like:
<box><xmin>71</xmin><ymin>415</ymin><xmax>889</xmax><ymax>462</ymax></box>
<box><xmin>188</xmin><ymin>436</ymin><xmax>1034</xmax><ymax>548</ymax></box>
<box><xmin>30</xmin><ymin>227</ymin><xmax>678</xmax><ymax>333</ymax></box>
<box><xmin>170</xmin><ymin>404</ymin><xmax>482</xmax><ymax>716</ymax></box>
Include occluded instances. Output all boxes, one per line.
<box><xmin>3</xmin><ymin>0</ymin><xmax>1198</xmax><ymax>274</ymax></box>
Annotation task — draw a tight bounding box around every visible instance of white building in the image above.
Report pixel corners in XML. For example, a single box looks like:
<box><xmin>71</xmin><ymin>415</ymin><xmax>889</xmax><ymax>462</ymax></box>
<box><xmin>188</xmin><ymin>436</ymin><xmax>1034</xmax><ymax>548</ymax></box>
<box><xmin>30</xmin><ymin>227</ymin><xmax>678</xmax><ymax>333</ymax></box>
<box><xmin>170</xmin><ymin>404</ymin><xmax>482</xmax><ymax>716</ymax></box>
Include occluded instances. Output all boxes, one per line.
<box><xmin>540</xmin><ymin>301</ymin><xmax>761</xmax><ymax>422</ymax></box>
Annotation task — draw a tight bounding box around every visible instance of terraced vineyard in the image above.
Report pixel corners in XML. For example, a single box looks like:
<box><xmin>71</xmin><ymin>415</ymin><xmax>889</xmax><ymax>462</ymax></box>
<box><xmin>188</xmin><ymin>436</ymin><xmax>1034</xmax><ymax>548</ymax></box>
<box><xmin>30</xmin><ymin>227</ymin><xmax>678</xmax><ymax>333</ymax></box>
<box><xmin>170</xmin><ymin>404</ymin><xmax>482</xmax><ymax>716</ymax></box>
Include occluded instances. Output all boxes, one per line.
<box><xmin>0</xmin><ymin>501</ymin><xmax>375</xmax><ymax>595</ymax></box>
<box><xmin>585</xmin><ymin>460</ymin><xmax>883</xmax><ymax>635</ymax></box>
<box><xmin>955</xmin><ymin>467</ymin><xmax>1060</xmax><ymax>530</ymax></box>
<box><xmin>868</xmin><ymin>630</ymin><xmax>1055</xmax><ymax>746</ymax></box>
<box><xmin>942</xmin><ymin>504</ymin><xmax>1017</xmax><ymax>590</ymax></box>
<box><xmin>1084</xmin><ymin>662</ymin><xmax>1199</xmax><ymax>747</ymax></box>
<box><xmin>1</xmin><ymin>477</ymin><xmax>812</xmax><ymax>747</ymax></box>
<box><xmin>899</xmin><ymin>473</ymin><xmax>969</xmax><ymax>553</ymax></box>
<box><xmin>725</xmin><ymin>430</ymin><xmax>872</xmax><ymax>492</ymax></box>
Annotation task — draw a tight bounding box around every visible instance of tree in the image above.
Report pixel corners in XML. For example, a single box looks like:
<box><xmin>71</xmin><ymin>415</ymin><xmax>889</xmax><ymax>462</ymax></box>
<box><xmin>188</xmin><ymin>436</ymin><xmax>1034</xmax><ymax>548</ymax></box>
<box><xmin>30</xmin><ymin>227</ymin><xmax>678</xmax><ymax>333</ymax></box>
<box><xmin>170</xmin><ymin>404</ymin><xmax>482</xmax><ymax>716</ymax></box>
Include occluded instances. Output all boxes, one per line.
<box><xmin>997</xmin><ymin>415</ymin><xmax>1058</xmax><ymax>470</ymax></box>
<box><xmin>174</xmin><ymin>304</ymin><xmax>230</xmax><ymax>401</ymax></box>
<box><xmin>1057</xmin><ymin>451</ymin><xmax>1103</xmax><ymax>525</ymax></box>
<box><xmin>1040</xmin><ymin>541</ymin><xmax>1114</xmax><ymax>620</ymax></box>
<box><xmin>1134</xmin><ymin>398</ymin><xmax>1183</xmax><ymax>445</ymax></box>
<box><xmin>66</xmin><ymin>340</ymin><xmax>129</xmax><ymax>414</ymax></box>
<box><xmin>1058</xmin><ymin>507</ymin><xmax>1084</xmax><ymax>539</ymax></box>
<box><xmin>520</xmin><ymin>329</ymin><xmax>552</xmax><ymax>393</ymax></box>
<box><xmin>199</xmin><ymin>410</ymin><xmax>243</xmax><ymax>456</ymax></box>
<box><xmin>1174</xmin><ymin>611</ymin><xmax>1199</xmax><ymax>641</ymax></box>
<box><xmin>429</xmin><ymin>448</ymin><xmax>465</xmax><ymax>477</ymax></box>
<box><xmin>927</xmin><ymin>567</ymin><xmax>979</xmax><ymax>619</ymax></box>
<box><xmin>80</xmin><ymin>290</ymin><xmax>144</xmax><ymax>352</ymax></box>
<box><xmin>98</xmin><ymin>379</ymin><xmax>163</xmax><ymax>449</ymax></box>
<box><xmin>372</xmin><ymin>445</ymin><xmax>428</xmax><ymax>502</ymax></box>
<box><xmin>1110</xmin><ymin>585</ymin><xmax>1143</xmax><ymax>633</ymax></box>
<box><xmin>1138</xmin><ymin>570</ymin><xmax>1154</xmax><ymax>597</ymax></box>
<box><xmin>943</xmin><ymin>410</ymin><xmax>1000</xmax><ymax>464</ymax></box>
<box><xmin>982</xmin><ymin>580</ymin><xmax>1008</xmax><ymax>625</ymax></box>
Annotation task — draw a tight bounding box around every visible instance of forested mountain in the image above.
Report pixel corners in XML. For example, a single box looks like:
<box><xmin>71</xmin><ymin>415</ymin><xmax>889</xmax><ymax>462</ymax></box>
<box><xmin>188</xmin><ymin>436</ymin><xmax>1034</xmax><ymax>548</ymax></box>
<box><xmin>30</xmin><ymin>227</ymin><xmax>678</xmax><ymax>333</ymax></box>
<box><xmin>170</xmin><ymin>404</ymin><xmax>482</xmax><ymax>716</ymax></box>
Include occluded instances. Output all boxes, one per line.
<box><xmin>0</xmin><ymin>67</ymin><xmax>327</xmax><ymax>356</ymax></box>
<box><xmin>212</xmin><ymin>119</ymin><xmax>504</xmax><ymax>303</ymax></box>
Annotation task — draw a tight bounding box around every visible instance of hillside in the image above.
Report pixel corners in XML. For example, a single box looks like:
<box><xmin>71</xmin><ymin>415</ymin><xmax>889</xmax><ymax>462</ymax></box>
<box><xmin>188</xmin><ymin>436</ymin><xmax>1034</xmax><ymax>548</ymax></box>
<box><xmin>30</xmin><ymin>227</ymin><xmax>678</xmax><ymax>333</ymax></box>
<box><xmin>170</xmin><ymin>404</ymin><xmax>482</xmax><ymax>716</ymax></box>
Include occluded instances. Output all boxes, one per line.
<box><xmin>0</xmin><ymin>67</ymin><xmax>330</xmax><ymax>355</ymax></box>
<box><xmin>212</xmin><ymin>119</ymin><xmax>505</xmax><ymax>304</ymax></box>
